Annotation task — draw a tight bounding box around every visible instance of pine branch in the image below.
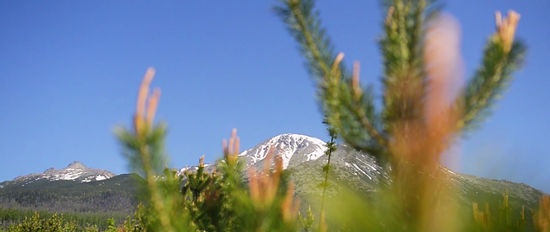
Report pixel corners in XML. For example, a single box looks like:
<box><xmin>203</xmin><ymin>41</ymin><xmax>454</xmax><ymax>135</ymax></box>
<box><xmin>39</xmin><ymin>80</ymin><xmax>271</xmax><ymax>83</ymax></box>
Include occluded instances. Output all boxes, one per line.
<box><xmin>333</xmin><ymin>71</ymin><xmax>387</xmax><ymax>156</ymax></box>
<box><xmin>274</xmin><ymin>0</ymin><xmax>335</xmax><ymax>79</ymax></box>
<box><xmin>275</xmin><ymin>0</ymin><xmax>385</xmax><ymax>155</ymax></box>
<box><xmin>457</xmin><ymin>11</ymin><xmax>524</xmax><ymax>132</ymax></box>
<box><xmin>114</xmin><ymin>68</ymin><xmax>193</xmax><ymax>232</ymax></box>
<box><xmin>324</xmin><ymin>54</ymin><xmax>388</xmax><ymax>162</ymax></box>
<box><xmin>319</xmin><ymin>122</ymin><xmax>336</xmax><ymax>230</ymax></box>
<box><xmin>380</xmin><ymin>0</ymin><xmax>428</xmax><ymax>134</ymax></box>
<box><xmin>459</xmin><ymin>37</ymin><xmax>525</xmax><ymax>132</ymax></box>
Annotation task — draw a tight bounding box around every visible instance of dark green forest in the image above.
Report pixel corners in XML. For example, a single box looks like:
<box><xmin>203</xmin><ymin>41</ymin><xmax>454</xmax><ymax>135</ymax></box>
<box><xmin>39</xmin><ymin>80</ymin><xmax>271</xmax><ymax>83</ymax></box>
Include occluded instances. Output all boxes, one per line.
<box><xmin>0</xmin><ymin>174</ymin><xmax>141</xmax><ymax>231</ymax></box>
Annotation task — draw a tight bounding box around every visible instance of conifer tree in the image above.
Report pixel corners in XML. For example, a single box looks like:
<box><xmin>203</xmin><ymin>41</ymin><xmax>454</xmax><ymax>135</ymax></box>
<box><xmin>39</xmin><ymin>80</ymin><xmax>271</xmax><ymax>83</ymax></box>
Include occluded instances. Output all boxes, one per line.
<box><xmin>276</xmin><ymin>0</ymin><xmax>525</xmax><ymax>231</ymax></box>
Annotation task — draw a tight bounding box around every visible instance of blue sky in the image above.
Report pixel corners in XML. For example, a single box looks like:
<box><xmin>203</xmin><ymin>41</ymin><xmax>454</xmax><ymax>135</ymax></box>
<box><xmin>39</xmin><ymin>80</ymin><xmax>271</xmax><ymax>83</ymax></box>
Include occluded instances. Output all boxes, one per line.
<box><xmin>1</xmin><ymin>1</ymin><xmax>549</xmax><ymax>193</ymax></box>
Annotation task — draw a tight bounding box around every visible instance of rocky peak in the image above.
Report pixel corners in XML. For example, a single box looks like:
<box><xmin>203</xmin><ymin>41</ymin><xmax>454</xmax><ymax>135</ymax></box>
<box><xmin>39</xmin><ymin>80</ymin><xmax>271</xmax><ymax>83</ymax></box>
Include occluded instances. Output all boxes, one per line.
<box><xmin>66</xmin><ymin>161</ymin><xmax>87</xmax><ymax>170</ymax></box>
<box><xmin>11</xmin><ymin>161</ymin><xmax>115</xmax><ymax>185</ymax></box>
<box><xmin>239</xmin><ymin>133</ymin><xmax>327</xmax><ymax>169</ymax></box>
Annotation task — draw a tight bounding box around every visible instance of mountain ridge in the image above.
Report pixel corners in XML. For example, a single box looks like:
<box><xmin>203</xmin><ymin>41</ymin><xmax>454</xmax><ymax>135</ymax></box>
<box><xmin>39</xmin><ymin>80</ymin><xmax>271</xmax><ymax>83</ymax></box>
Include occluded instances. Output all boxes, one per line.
<box><xmin>4</xmin><ymin>161</ymin><xmax>115</xmax><ymax>186</ymax></box>
<box><xmin>0</xmin><ymin>133</ymin><xmax>545</xmax><ymax>219</ymax></box>
<box><xmin>2</xmin><ymin>134</ymin><xmax>546</xmax><ymax>197</ymax></box>
<box><xmin>180</xmin><ymin>133</ymin><xmax>546</xmax><ymax>193</ymax></box>
<box><xmin>182</xmin><ymin>133</ymin><xmax>546</xmax><ymax>198</ymax></box>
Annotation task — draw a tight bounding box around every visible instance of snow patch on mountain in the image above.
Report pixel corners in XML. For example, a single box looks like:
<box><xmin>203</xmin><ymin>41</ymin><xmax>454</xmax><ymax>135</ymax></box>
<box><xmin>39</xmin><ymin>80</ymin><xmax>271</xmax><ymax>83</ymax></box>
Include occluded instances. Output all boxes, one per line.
<box><xmin>12</xmin><ymin>161</ymin><xmax>115</xmax><ymax>184</ymax></box>
<box><xmin>178</xmin><ymin>134</ymin><xmax>327</xmax><ymax>175</ymax></box>
<box><xmin>177</xmin><ymin>133</ymin><xmax>384</xmax><ymax>185</ymax></box>
<box><xmin>239</xmin><ymin>133</ymin><xmax>327</xmax><ymax>169</ymax></box>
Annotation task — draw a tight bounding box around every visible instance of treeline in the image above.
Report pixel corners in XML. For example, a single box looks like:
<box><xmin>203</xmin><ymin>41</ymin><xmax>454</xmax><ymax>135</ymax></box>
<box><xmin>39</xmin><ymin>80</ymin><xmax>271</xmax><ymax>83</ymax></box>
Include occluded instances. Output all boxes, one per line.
<box><xmin>0</xmin><ymin>208</ymin><xmax>131</xmax><ymax>231</ymax></box>
<box><xmin>0</xmin><ymin>174</ymin><xmax>140</xmax><ymax>214</ymax></box>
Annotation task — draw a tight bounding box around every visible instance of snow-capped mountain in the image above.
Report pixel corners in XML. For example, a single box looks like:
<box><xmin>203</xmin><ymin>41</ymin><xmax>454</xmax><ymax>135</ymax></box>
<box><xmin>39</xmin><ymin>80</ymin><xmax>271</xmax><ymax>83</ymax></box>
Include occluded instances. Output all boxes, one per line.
<box><xmin>236</xmin><ymin>133</ymin><xmax>385</xmax><ymax>183</ymax></box>
<box><xmin>10</xmin><ymin>161</ymin><xmax>115</xmax><ymax>185</ymax></box>
<box><xmin>178</xmin><ymin>133</ymin><xmax>383</xmax><ymax>180</ymax></box>
<box><xmin>239</xmin><ymin>133</ymin><xmax>327</xmax><ymax>169</ymax></box>
<box><xmin>176</xmin><ymin>133</ymin><xmax>544</xmax><ymax>206</ymax></box>
<box><xmin>178</xmin><ymin>133</ymin><xmax>328</xmax><ymax>175</ymax></box>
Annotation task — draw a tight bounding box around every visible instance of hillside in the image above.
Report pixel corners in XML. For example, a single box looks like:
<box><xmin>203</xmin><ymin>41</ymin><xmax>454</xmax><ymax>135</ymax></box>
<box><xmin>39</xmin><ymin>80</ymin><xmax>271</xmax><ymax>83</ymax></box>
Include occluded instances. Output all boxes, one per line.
<box><xmin>0</xmin><ymin>162</ymin><xmax>140</xmax><ymax>215</ymax></box>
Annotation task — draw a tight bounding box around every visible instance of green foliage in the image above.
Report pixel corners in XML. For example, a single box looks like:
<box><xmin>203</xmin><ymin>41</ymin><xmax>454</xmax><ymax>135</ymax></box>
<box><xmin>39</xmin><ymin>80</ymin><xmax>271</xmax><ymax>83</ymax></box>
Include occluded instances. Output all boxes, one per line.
<box><xmin>6</xmin><ymin>212</ymin><xmax>77</xmax><ymax>232</ymax></box>
<box><xmin>275</xmin><ymin>0</ymin><xmax>525</xmax><ymax>168</ymax></box>
<box><xmin>120</xmin><ymin>204</ymin><xmax>147</xmax><ymax>232</ymax></box>
<box><xmin>275</xmin><ymin>0</ymin><xmax>385</xmax><ymax>161</ymax></box>
<box><xmin>317</xmin><ymin>120</ymin><xmax>337</xmax><ymax>230</ymax></box>
<box><xmin>276</xmin><ymin>0</ymin><xmax>530</xmax><ymax>231</ymax></box>
<box><xmin>469</xmin><ymin>193</ymin><xmax>526</xmax><ymax>231</ymax></box>
<box><xmin>114</xmin><ymin>69</ymin><xmax>301</xmax><ymax>231</ymax></box>
<box><xmin>0</xmin><ymin>174</ymin><xmax>139</xmax><ymax>215</ymax></box>
<box><xmin>180</xmin><ymin>160</ymin><xmax>238</xmax><ymax>231</ymax></box>
<box><xmin>298</xmin><ymin>207</ymin><xmax>316</xmax><ymax>232</ymax></box>
<box><xmin>170</xmin><ymin>137</ymin><xmax>300</xmax><ymax>231</ymax></box>
<box><xmin>105</xmin><ymin>218</ymin><xmax>117</xmax><ymax>232</ymax></box>
<box><xmin>0</xmin><ymin>208</ymin><xmax>130</xmax><ymax>231</ymax></box>
<box><xmin>82</xmin><ymin>224</ymin><xmax>100</xmax><ymax>232</ymax></box>
<box><xmin>461</xmin><ymin>38</ymin><xmax>526</xmax><ymax>131</ymax></box>
<box><xmin>116</xmin><ymin>114</ymin><xmax>190</xmax><ymax>230</ymax></box>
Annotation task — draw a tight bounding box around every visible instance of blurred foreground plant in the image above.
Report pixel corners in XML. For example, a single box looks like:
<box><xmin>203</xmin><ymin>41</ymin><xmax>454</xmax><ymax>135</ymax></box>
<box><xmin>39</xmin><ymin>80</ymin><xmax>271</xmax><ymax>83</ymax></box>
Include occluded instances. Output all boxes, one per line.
<box><xmin>115</xmin><ymin>68</ymin><xmax>192</xmax><ymax>232</ymax></box>
<box><xmin>276</xmin><ymin>0</ymin><xmax>527</xmax><ymax>231</ymax></box>
<box><xmin>535</xmin><ymin>196</ymin><xmax>550</xmax><ymax>232</ymax></box>
<box><xmin>115</xmin><ymin>70</ymin><xmax>300</xmax><ymax>231</ymax></box>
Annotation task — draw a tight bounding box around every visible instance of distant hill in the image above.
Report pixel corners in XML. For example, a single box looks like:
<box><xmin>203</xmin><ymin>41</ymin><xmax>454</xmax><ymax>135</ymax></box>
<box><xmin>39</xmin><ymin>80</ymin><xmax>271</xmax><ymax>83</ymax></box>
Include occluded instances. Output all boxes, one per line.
<box><xmin>0</xmin><ymin>162</ymin><xmax>140</xmax><ymax>214</ymax></box>
<box><xmin>8</xmin><ymin>161</ymin><xmax>115</xmax><ymax>184</ymax></box>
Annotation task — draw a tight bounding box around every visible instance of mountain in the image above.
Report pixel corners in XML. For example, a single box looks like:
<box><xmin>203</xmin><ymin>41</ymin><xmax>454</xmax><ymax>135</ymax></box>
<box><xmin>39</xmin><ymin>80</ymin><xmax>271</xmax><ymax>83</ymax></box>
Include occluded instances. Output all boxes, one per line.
<box><xmin>237</xmin><ymin>133</ymin><xmax>385</xmax><ymax>179</ymax></box>
<box><xmin>178</xmin><ymin>133</ymin><xmax>327</xmax><ymax>175</ymax></box>
<box><xmin>224</xmin><ymin>133</ymin><xmax>545</xmax><ymax>215</ymax></box>
<box><xmin>231</xmin><ymin>133</ymin><xmax>546</xmax><ymax>230</ymax></box>
<box><xmin>3</xmin><ymin>161</ymin><xmax>115</xmax><ymax>187</ymax></box>
<box><xmin>239</xmin><ymin>133</ymin><xmax>327</xmax><ymax>169</ymax></box>
<box><xmin>0</xmin><ymin>162</ymin><xmax>139</xmax><ymax>215</ymax></box>
<box><xmin>185</xmin><ymin>133</ymin><xmax>545</xmax><ymax>199</ymax></box>
<box><xmin>285</xmin><ymin>142</ymin><xmax>544</xmax><ymax>202</ymax></box>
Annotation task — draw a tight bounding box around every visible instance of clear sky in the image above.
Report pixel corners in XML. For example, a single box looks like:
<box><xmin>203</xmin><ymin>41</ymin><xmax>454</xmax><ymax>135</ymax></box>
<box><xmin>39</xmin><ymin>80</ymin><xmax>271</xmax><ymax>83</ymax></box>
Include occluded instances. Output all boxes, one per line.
<box><xmin>1</xmin><ymin>1</ymin><xmax>549</xmax><ymax>193</ymax></box>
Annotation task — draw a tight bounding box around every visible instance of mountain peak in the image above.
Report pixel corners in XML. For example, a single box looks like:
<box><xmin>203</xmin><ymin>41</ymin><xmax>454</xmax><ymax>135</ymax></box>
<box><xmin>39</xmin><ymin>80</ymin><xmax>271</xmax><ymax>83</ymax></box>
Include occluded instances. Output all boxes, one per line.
<box><xmin>12</xmin><ymin>162</ymin><xmax>115</xmax><ymax>184</ymax></box>
<box><xmin>270</xmin><ymin>133</ymin><xmax>324</xmax><ymax>143</ymax></box>
<box><xmin>179</xmin><ymin>133</ymin><xmax>327</xmax><ymax>176</ymax></box>
<box><xmin>239</xmin><ymin>133</ymin><xmax>327</xmax><ymax>169</ymax></box>
<box><xmin>66</xmin><ymin>161</ymin><xmax>86</xmax><ymax>170</ymax></box>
